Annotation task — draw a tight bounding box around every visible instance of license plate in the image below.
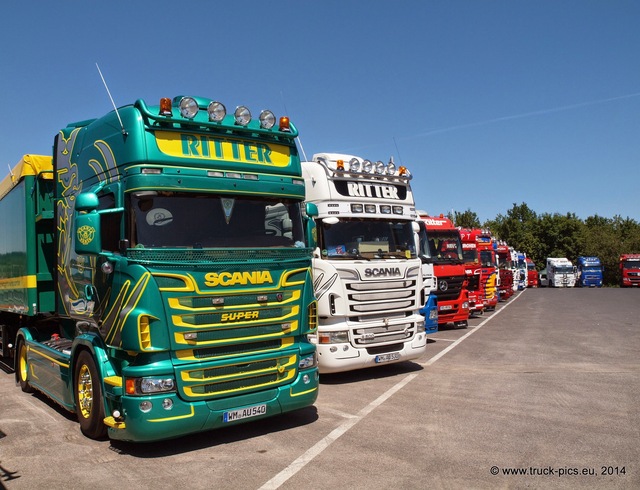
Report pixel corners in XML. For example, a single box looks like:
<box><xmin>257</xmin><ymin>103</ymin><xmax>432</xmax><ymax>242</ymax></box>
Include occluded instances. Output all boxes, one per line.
<box><xmin>223</xmin><ymin>404</ymin><xmax>267</xmax><ymax>423</ymax></box>
<box><xmin>439</xmin><ymin>304</ymin><xmax>453</xmax><ymax>311</ymax></box>
<box><xmin>375</xmin><ymin>352</ymin><xmax>401</xmax><ymax>363</ymax></box>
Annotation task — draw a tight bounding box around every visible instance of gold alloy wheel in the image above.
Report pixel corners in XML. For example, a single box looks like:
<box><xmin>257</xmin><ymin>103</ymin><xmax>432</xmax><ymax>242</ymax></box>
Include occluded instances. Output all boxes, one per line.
<box><xmin>19</xmin><ymin>343</ymin><xmax>29</xmax><ymax>383</ymax></box>
<box><xmin>77</xmin><ymin>363</ymin><xmax>94</xmax><ymax>419</ymax></box>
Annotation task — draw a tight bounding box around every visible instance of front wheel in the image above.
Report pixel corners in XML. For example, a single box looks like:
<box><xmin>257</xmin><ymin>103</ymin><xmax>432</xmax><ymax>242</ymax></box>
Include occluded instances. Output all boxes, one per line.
<box><xmin>74</xmin><ymin>351</ymin><xmax>107</xmax><ymax>440</ymax></box>
<box><xmin>16</xmin><ymin>339</ymin><xmax>35</xmax><ymax>393</ymax></box>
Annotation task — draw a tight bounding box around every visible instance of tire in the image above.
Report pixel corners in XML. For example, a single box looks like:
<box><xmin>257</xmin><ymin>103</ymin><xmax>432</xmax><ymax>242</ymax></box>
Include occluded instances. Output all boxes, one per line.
<box><xmin>16</xmin><ymin>339</ymin><xmax>35</xmax><ymax>393</ymax></box>
<box><xmin>74</xmin><ymin>351</ymin><xmax>108</xmax><ymax>440</ymax></box>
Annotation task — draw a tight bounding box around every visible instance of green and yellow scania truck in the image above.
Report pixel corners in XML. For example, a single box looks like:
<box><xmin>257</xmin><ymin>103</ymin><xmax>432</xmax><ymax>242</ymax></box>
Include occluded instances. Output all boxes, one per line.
<box><xmin>0</xmin><ymin>96</ymin><xmax>319</xmax><ymax>442</ymax></box>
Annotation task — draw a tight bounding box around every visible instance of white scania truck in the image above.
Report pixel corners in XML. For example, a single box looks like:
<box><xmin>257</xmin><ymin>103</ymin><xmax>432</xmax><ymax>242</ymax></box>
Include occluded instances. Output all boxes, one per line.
<box><xmin>301</xmin><ymin>153</ymin><xmax>427</xmax><ymax>373</ymax></box>
<box><xmin>546</xmin><ymin>257</ymin><xmax>577</xmax><ymax>288</ymax></box>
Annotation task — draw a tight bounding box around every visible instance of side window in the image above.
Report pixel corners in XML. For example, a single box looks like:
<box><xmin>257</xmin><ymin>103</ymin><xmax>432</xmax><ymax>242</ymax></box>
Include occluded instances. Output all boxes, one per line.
<box><xmin>98</xmin><ymin>193</ymin><xmax>120</xmax><ymax>252</ymax></box>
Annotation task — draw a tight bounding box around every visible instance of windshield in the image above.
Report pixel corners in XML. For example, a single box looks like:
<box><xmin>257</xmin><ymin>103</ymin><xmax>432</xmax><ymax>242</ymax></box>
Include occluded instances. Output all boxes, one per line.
<box><xmin>623</xmin><ymin>261</ymin><xmax>640</xmax><ymax>270</ymax></box>
<box><xmin>479</xmin><ymin>250</ymin><xmax>496</xmax><ymax>268</ymax></box>
<box><xmin>582</xmin><ymin>267</ymin><xmax>601</xmax><ymax>273</ymax></box>
<box><xmin>129</xmin><ymin>192</ymin><xmax>305</xmax><ymax>248</ymax></box>
<box><xmin>462</xmin><ymin>249</ymin><xmax>479</xmax><ymax>264</ymax></box>
<box><xmin>426</xmin><ymin>230</ymin><xmax>463</xmax><ymax>264</ymax></box>
<box><xmin>318</xmin><ymin>218</ymin><xmax>416</xmax><ymax>259</ymax></box>
<box><xmin>553</xmin><ymin>266</ymin><xmax>574</xmax><ymax>274</ymax></box>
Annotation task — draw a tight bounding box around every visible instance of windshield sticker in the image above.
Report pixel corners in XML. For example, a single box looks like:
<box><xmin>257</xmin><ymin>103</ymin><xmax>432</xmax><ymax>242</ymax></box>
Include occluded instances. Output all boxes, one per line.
<box><xmin>221</xmin><ymin>198</ymin><xmax>235</xmax><ymax>224</ymax></box>
<box><xmin>146</xmin><ymin>208</ymin><xmax>173</xmax><ymax>226</ymax></box>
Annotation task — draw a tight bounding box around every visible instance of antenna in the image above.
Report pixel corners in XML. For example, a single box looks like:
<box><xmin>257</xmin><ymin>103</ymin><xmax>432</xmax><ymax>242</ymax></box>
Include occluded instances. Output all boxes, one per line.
<box><xmin>280</xmin><ymin>90</ymin><xmax>308</xmax><ymax>162</ymax></box>
<box><xmin>8</xmin><ymin>164</ymin><xmax>14</xmax><ymax>180</ymax></box>
<box><xmin>96</xmin><ymin>63</ymin><xmax>127</xmax><ymax>136</ymax></box>
<box><xmin>392</xmin><ymin>136</ymin><xmax>403</xmax><ymax>165</ymax></box>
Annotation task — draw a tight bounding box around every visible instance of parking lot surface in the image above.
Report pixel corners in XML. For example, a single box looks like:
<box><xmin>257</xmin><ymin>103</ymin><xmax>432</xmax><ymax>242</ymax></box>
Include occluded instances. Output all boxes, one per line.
<box><xmin>1</xmin><ymin>288</ymin><xmax>638</xmax><ymax>489</ymax></box>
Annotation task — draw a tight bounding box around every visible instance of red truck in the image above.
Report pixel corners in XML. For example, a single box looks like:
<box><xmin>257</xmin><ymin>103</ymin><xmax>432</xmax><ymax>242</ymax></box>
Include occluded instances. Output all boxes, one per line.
<box><xmin>459</xmin><ymin>228</ymin><xmax>486</xmax><ymax>316</ymax></box>
<box><xmin>495</xmin><ymin>242</ymin><xmax>514</xmax><ymax>300</ymax></box>
<box><xmin>526</xmin><ymin>257</ymin><xmax>539</xmax><ymax>287</ymax></box>
<box><xmin>619</xmin><ymin>254</ymin><xmax>640</xmax><ymax>287</ymax></box>
<box><xmin>418</xmin><ymin>213</ymin><xmax>469</xmax><ymax>328</ymax></box>
<box><xmin>475</xmin><ymin>230</ymin><xmax>499</xmax><ymax>311</ymax></box>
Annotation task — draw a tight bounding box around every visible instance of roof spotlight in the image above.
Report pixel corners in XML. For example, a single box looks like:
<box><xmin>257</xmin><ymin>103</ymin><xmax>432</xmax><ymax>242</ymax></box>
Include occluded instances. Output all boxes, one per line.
<box><xmin>259</xmin><ymin>110</ymin><xmax>276</xmax><ymax>129</ymax></box>
<box><xmin>234</xmin><ymin>106</ymin><xmax>252</xmax><ymax>126</ymax></box>
<box><xmin>207</xmin><ymin>101</ymin><xmax>226</xmax><ymax>122</ymax></box>
<box><xmin>386</xmin><ymin>160</ymin><xmax>396</xmax><ymax>175</ymax></box>
<box><xmin>179</xmin><ymin>97</ymin><xmax>199</xmax><ymax>119</ymax></box>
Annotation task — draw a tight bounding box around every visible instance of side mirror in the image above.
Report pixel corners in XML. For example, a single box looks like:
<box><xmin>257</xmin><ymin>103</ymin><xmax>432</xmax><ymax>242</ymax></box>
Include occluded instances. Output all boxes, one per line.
<box><xmin>75</xmin><ymin>211</ymin><xmax>102</xmax><ymax>255</ymax></box>
<box><xmin>76</xmin><ymin>192</ymin><xmax>99</xmax><ymax>212</ymax></box>
<box><xmin>305</xmin><ymin>202</ymin><xmax>318</xmax><ymax>218</ymax></box>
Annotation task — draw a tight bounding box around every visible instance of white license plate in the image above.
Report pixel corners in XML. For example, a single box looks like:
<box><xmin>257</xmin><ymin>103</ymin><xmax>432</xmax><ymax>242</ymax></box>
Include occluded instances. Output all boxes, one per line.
<box><xmin>223</xmin><ymin>404</ymin><xmax>267</xmax><ymax>423</ymax></box>
<box><xmin>375</xmin><ymin>352</ymin><xmax>401</xmax><ymax>363</ymax></box>
<box><xmin>439</xmin><ymin>304</ymin><xmax>453</xmax><ymax>311</ymax></box>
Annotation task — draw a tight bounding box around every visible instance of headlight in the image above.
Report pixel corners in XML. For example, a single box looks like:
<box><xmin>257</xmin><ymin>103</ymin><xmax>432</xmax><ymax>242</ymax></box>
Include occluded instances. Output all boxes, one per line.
<box><xmin>126</xmin><ymin>377</ymin><xmax>176</xmax><ymax>395</ymax></box>
<box><xmin>348</xmin><ymin>158</ymin><xmax>360</xmax><ymax>173</ymax></box>
<box><xmin>318</xmin><ymin>331</ymin><xmax>349</xmax><ymax>344</ymax></box>
<box><xmin>299</xmin><ymin>352</ymin><xmax>317</xmax><ymax>370</ymax></box>
<box><xmin>374</xmin><ymin>161</ymin><xmax>385</xmax><ymax>174</ymax></box>
<box><xmin>362</xmin><ymin>159</ymin><xmax>373</xmax><ymax>173</ymax></box>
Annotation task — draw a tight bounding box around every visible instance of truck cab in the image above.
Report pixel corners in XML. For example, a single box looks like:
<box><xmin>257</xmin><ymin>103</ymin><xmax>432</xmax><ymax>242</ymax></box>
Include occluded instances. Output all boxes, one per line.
<box><xmin>302</xmin><ymin>154</ymin><xmax>427</xmax><ymax>373</ymax></box>
<box><xmin>418</xmin><ymin>213</ymin><xmax>469</xmax><ymax>328</ymax></box>
<box><xmin>576</xmin><ymin>256</ymin><xmax>603</xmax><ymax>287</ymax></box>
<box><xmin>546</xmin><ymin>257</ymin><xmax>577</xmax><ymax>288</ymax></box>
<box><xmin>619</xmin><ymin>254</ymin><xmax>640</xmax><ymax>287</ymax></box>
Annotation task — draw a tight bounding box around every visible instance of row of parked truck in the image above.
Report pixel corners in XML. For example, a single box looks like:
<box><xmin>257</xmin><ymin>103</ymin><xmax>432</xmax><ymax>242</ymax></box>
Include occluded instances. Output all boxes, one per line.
<box><xmin>534</xmin><ymin>255</ymin><xmax>640</xmax><ymax>288</ymax></box>
<box><xmin>0</xmin><ymin>95</ymin><xmax>637</xmax><ymax>443</ymax></box>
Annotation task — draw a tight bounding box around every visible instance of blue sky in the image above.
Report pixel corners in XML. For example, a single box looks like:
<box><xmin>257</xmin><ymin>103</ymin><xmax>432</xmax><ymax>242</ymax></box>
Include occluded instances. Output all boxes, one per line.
<box><xmin>1</xmin><ymin>1</ymin><xmax>638</xmax><ymax>223</ymax></box>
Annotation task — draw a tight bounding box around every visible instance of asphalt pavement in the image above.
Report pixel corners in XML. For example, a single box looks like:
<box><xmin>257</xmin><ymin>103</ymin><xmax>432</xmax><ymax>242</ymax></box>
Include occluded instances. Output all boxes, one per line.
<box><xmin>1</xmin><ymin>287</ymin><xmax>638</xmax><ymax>489</ymax></box>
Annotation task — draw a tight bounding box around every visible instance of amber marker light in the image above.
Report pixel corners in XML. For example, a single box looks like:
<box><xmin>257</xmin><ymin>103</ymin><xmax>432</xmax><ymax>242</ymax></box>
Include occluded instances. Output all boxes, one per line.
<box><xmin>159</xmin><ymin>98</ymin><xmax>172</xmax><ymax>116</ymax></box>
<box><xmin>126</xmin><ymin>379</ymin><xmax>136</xmax><ymax>395</ymax></box>
<box><xmin>279</xmin><ymin>116</ymin><xmax>290</xmax><ymax>131</ymax></box>
<box><xmin>336</xmin><ymin>159</ymin><xmax>345</xmax><ymax>171</ymax></box>
<box><xmin>399</xmin><ymin>166</ymin><xmax>408</xmax><ymax>176</ymax></box>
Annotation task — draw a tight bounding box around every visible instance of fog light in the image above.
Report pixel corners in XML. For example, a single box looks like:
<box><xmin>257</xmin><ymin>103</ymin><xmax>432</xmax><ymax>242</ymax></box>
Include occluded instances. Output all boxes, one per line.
<box><xmin>302</xmin><ymin>374</ymin><xmax>310</xmax><ymax>384</ymax></box>
<box><xmin>330</xmin><ymin>346</ymin><xmax>337</xmax><ymax>353</ymax></box>
<box><xmin>162</xmin><ymin>398</ymin><xmax>173</xmax><ymax>410</ymax></box>
<box><xmin>139</xmin><ymin>401</ymin><xmax>152</xmax><ymax>413</ymax></box>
